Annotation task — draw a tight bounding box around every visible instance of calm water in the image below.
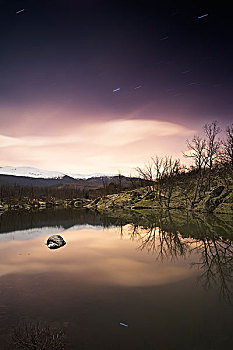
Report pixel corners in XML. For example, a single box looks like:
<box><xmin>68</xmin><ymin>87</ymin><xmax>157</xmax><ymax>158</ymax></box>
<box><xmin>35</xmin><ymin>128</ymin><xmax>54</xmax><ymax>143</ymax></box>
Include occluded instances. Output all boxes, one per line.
<box><xmin>0</xmin><ymin>208</ymin><xmax>232</xmax><ymax>349</ymax></box>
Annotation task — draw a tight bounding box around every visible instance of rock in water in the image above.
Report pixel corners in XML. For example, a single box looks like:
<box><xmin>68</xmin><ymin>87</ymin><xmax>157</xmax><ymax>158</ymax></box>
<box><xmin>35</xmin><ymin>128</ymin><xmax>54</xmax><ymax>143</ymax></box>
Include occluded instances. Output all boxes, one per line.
<box><xmin>46</xmin><ymin>235</ymin><xmax>66</xmax><ymax>249</ymax></box>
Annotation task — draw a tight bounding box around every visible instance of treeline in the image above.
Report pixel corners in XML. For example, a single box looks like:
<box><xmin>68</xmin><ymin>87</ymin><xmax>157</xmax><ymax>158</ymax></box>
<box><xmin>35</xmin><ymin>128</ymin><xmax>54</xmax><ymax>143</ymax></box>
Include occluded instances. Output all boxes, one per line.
<box><xmin>136</xmin><ymin>121</ymin><xmax>233</xmax><ymax>209</ymax></box>
<box><xmin>0</xmin><ymin>184</ymin><xmax>90</xmax><ymax>203</ymax></box>
<box><xmin>0</xmin><ymin>175</ymin><xmax>146</xmax><ymax>205</ymax></box>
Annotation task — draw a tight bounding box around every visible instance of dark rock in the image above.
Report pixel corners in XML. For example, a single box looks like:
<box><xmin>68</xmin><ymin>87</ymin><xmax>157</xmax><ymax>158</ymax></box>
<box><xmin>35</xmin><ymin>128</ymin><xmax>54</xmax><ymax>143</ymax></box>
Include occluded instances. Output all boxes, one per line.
<box><xmin>46</xmin><ymin>235</ymin><xmax>66</xmax><ymax>249</ymax></box>
<box><xmin>144</xmin><ymin>192</ymin><xmax>155</xmax><ymax>200</ymax></box>
<box><xmin>45</xmin><ymin>202</ymin><xmax>54</xmax><ymax>208</ymax></box>
<box><xmin>93</xmin><ymin>197</ymin><xmax>101</xmax><ymax>204</ymax></box>
<box><xmin>209</xmin><ymin>186</ymin><xmax>225</xmax><ymax>198</ymax></box>
<box><xmin>73</xmin><ymin>200</ymin><xmax>83</xmax><ymax>207</ymax></box>
<box><xmin>203</xmin><ymin>186</ymin><xmax>228</xmax><ymax>213</ymax></box>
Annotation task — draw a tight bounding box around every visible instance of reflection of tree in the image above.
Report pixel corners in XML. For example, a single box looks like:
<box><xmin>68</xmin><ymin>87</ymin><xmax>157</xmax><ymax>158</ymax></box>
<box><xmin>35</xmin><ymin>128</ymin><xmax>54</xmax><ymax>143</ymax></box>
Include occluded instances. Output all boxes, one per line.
<box><xmin>135</xmin><ymin>225</ymin><xmax>189</xmax><ymax>262</ymax></box>
<box><xmin>119</xmin><ymin>212</ymin><xmax>233</xmax><ymax>302</ymax></box>
<box><xmin>191</xmin><ymin>237</ymin><xmax>233</xmax><ymax>302</ymax></box>
<box><xmin>189</xmin><ymin>214</ymin><xmax>233</xmax><ymax>301</ymax></box>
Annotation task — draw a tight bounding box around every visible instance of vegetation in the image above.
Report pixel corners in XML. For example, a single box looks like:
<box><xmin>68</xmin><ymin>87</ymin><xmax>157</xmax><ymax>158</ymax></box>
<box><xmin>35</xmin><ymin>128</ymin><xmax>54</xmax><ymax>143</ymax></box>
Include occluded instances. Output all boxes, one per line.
<box><xmin>0</xmin><ymin>176</ymin><xmax>146</xmax><ymax>211</ymax></box>
<box><xmin>87</xmin><ymin>121</ymin><xmax>233</xmax><ymax>214</ymax></box>
<box><xmin>11</xmin><ymin>321</ymin><xmax>66</xmax><ymax>350</ymax></box>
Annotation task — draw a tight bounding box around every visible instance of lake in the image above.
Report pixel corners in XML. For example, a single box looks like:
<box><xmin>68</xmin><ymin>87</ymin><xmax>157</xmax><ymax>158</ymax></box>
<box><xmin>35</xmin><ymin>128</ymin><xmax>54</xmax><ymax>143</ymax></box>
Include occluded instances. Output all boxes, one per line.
<box><xmin>0</xmin><ymin>208</ymin><xmax>232</xmax><ymax>349</ymax></box>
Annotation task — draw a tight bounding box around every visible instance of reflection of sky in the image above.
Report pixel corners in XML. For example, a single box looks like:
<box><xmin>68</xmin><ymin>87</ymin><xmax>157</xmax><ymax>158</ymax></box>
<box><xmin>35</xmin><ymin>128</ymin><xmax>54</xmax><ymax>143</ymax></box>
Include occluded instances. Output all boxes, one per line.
<box><xmin>0</xmin><ymin>227</ymin><xmax>194</xmax><ymax>287</ymax></box>
<box><xmin>0</xmin><ymin>225</ymin><xmax>232</xmax><ymax>350</ymax></box>
<box><xmin>0</xmin><ymin>224</ymin><xmax>111</xmax><ymax>242</ymax></box>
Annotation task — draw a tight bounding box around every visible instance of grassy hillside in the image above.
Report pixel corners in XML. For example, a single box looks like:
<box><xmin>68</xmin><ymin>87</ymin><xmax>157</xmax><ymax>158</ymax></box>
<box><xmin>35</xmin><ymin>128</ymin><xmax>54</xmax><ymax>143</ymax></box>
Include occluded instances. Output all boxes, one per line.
<box><xmin>85</xmin><ymin>181</ymin><xmax>233</xmax><ymax>215</ymax></box>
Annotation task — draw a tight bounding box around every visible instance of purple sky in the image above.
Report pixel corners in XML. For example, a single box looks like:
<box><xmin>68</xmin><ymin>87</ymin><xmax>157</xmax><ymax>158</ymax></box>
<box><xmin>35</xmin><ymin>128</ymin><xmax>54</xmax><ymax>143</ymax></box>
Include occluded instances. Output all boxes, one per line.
<box><xmin>0</xmin><ymin>0</ymin><xmax>232</xmax><ymax>174</ymax></box>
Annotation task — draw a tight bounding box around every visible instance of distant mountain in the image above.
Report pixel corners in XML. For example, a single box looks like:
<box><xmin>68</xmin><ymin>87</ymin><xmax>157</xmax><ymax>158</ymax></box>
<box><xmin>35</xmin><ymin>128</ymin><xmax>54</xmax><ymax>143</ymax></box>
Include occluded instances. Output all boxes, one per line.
<box><xmin>0</xmin><ymin>166</ymin><xmax>109</xmax><ymax>180</ymax></box>
<box><xmin>0</xmin><ymin>166</ymin><xmax>147</xmax><ymax>190</ymax></box>
<box><xmin>66</xmin><ymin>172</ymin><xmax>111</xmax><ymax>179</ymax></box>
<box><xmin>0</xmin><ymin>166</ymin><xmax>117</xmax><ymax>187</ymax></box>
<box><xmin>0</xmin><ymin>174</ymin><xmax>78</xmax><ymax>187</ymax></box>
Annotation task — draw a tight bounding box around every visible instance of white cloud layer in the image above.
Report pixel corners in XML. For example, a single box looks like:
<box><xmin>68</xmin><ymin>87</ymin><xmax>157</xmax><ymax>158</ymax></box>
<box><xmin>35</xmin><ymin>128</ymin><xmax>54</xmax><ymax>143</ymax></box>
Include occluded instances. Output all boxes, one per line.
<box><xmin>0</xmin><ymin>119</ymin><xmax>194</xmax><ymax>174</ymax></box>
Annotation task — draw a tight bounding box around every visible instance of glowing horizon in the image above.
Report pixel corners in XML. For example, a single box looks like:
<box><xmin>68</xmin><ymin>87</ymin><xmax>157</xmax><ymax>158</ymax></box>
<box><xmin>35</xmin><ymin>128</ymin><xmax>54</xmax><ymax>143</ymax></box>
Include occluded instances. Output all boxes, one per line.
<box><xmin>0</xmin><ymin>110</ymin><xmax>195</xmax><ymax>175</ymax></box>
<box><xmin>0</xmin><ymin>1</ymin><xmax>232</xmax><ymax>175</ymax></box>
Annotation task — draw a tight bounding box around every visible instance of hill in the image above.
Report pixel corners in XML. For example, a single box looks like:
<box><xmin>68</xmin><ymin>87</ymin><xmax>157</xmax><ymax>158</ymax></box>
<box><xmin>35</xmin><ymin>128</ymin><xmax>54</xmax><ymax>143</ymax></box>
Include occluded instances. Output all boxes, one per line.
<box><xmin>85</xmin><ymin>182</ymin><xmax>233</xmax><ymax>215</ymax></box>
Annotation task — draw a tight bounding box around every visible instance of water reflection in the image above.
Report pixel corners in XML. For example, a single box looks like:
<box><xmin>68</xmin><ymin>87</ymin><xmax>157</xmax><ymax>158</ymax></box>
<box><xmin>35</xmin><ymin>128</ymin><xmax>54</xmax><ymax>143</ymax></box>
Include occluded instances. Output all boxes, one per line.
<box><xmin>117</xmin><ymin>211</ymin><xmax>233</xmax><ymax>302</ymax></box>
<box><xmin>191</xmin><ymin>235</ymin><xmax>233</xmax><ymax>302</ymax></box>
<box><xmin>0</xmin><ymin>209</ymin><xmax>116</xmax><ymax>241</ymax></box>
<box><xmin>0</xmin><ymin>227</ymin><xmax>190</xmax><ymax>287</ymax></box>
<box><xmin>0</xmin><ymin>209</ymin><xmax>232</xmax><ymax>349</ymax></box>
<box><xmin>0</xmin><ymin>209</ymin><xmax>232</xmax><ymax>300</ymax></box>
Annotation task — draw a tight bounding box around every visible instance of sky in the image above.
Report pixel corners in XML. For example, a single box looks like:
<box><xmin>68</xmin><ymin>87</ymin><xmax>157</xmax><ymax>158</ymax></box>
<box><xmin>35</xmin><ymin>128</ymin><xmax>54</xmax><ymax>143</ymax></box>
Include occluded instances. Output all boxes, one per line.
<box><xmin>0</xmin><ymin>0</ymin><xmax>232</xmax><ymax>175</ymax></box>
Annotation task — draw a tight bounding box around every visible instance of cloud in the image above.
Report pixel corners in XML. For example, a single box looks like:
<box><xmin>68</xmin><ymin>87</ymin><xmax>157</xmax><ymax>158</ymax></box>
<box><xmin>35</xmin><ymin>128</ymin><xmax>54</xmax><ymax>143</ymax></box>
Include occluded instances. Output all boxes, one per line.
<box><xmin>79</xmin><ymin>119</ymin><xmax>193</xmax><ymax>147</ymax></box>
<box><xmin>0</xmin><ymin>134</ymin><xmax>21</xmax><ymax>148</ymax></box>
<box><xmin>0</xmin><ymin>134</ymin><xmax>81</xmax><ymax>148</ymax></box>
<box><xmin>0</xmin><ymin>118</ymin><xmax>194</xmax><ymax>174</ymax></box>
<box><xmin>0</xmin><ymin>119</ymin><xmax>192</xmax><ymax>148</ymax></box>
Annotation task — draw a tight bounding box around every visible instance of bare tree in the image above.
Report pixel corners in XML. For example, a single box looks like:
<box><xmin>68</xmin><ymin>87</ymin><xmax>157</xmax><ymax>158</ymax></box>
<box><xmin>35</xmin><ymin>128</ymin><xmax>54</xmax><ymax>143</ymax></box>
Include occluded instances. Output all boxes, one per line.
<box><xmin>185</xmin><ymin>135</ymin><xmax>206</xmax><ymax>170</ymax></box>
<box><xmin>128</xmin><ymin>173</ymin><xmax>138</xmax><ymax>189</ymax></box>
<box><xmin>135</xmin><ymin>161</ymin><xmax>154</xmax><ymax>192</ymax></box>
<box><xmin>101</xmin><ymin>176</ymin><xmax>107</xmax><ymax>196</ymax></box>
<box><xmin>223</xmin><ymin>124</ymin><xmax>233</xmax><ymax>174</ymax></box>
<box><xmin>118</xmin><ymin>170</ymin><xmax>123</xmax><ymax>192</ymax></box>
<box><xmin>203</xmin><ymin>121</ymin><xmax>221</xmax><ymax>190</ymax></box>
<box><xmin>162</xmin><ymin>157</ymin><xmax>181</xmax><ymax>208</ymax></box>
<box><xmin>177</xmin><ymin>169</ymin><xmax>195</xmax><ymax>208</ymax></box>
<box><xmin>136</xmin><ymin>156</ymin><xmax>181</xmax><ymax>207</ymax></box>
<box><xmin>184</xmin><ymin>135</ymin><xmax>206</xmax><ymax>208</ymax></box>
<box><xmin>151</xmin><ymin>156</ymin><xmax>169</xmax><ymax>202</ymax></box>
